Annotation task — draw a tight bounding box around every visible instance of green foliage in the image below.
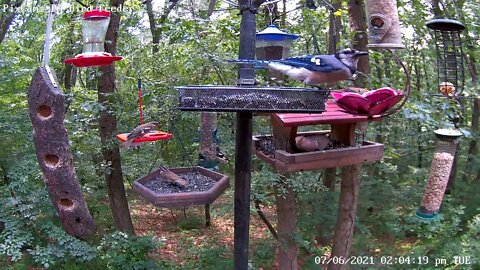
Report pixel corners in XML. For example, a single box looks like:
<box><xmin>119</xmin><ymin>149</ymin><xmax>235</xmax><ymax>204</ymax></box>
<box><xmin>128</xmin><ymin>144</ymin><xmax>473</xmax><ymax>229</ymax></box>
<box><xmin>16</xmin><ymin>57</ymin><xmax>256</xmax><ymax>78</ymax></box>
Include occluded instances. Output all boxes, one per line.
<box><xmin>98</xmin><ymin>231</ymin><xmax>161</xmax><ymax>270</ymax></box>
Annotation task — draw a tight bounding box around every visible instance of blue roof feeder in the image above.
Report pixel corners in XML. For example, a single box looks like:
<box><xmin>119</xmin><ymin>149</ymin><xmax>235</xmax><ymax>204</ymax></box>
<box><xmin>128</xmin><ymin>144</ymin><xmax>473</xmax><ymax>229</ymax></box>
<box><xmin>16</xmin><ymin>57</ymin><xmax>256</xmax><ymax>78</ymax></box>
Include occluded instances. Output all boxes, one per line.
<box><xmin>255</xmin><ymin>25</ymin><xmax>299</xmax><ymax>60</ymax></box>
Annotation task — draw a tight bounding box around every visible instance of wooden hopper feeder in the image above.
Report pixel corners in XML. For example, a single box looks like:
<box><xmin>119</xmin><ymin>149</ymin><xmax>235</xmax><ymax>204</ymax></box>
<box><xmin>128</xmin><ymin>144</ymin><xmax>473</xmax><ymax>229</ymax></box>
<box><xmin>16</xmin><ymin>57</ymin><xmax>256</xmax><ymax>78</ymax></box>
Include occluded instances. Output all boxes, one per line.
<box><xmin>133</xmin><ymin>166</ymin><xmax>229</xmax><ymax>225</ymax></box>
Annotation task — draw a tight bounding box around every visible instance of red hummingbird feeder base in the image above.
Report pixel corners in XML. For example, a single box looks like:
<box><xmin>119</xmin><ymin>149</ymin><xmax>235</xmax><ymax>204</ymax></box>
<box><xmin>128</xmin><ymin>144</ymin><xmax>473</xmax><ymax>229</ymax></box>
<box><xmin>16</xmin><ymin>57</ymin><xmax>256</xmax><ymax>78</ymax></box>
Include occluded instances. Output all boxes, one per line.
<box><xmin>116</xmin><ymin>130</ymin><xmax>173</xmax><ymax>144</ymax></box>
<box><xmin>64</xmin><ymin>52</ymin><xmax>122</xmax><ymax>67</ymax></box>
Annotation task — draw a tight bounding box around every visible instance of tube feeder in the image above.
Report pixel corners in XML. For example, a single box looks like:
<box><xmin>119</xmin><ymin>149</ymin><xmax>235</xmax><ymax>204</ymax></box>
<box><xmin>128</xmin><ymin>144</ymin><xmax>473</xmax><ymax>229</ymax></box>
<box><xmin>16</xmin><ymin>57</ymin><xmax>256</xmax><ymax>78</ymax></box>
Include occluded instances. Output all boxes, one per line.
<box><xmin>416</xmin><ymin>129</ymin><xmax>462</xmax><ymax>220</ymax></box>
<box><xmin>64</xmin><ymin>9</ymin><xmax>122</xmax><ymax>67</ymax></box>
<box><xmin>426</xmin><ymin>19</ymin><xmax>465</xmax><ymax>96</ymax></box>
<box><xmin>365</xmin><ymin>0</ymin><xmax>404</xmax><ymax>49</ymax></box>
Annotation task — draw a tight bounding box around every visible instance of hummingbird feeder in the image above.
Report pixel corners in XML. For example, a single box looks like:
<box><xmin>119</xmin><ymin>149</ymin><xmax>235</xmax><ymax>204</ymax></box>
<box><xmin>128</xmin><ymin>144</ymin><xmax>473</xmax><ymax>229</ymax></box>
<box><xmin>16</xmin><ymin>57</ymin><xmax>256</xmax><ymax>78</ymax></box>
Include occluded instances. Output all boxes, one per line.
<box><xmin>416</xmin><ymin>129</ymin><xmax>462</xmax><ymax>220</ymax></box>
<box><xmin>64</xmin><ymin>9</ymin><xmax>122</xmax><ymax>67</ymax></box>
<box><xmin>426</xmin><ymin>19</ymin><xmax>465</xmax><ymax>97</ymax></box>
<box><xmin>255</xmin><ymin>24</ymin><xmax>299</xmax><ymax>60</ymax></box>
<box><xmin>365</xmin><ymin>0</ymin><xmax>404</xmax><ymax>49</ymax></box>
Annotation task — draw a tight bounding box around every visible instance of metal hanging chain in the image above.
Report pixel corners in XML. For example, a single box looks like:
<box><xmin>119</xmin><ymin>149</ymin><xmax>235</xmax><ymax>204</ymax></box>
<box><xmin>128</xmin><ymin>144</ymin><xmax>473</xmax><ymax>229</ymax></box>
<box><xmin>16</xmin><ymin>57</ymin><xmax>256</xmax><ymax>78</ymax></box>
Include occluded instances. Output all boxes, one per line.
<box><xmin>138</xmin><ymin>78</ymin><xmax>144</xmax><ymax>125</ymax></box>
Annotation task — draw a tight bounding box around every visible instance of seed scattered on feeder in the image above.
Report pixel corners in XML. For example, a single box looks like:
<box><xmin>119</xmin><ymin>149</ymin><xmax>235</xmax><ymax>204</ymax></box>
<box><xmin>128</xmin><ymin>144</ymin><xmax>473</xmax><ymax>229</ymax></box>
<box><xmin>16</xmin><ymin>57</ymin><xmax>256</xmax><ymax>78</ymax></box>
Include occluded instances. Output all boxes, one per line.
<box><xmin>143</xmin><ymin>172</ymin><xmax>217</xmax><ymax>194</ymax></box>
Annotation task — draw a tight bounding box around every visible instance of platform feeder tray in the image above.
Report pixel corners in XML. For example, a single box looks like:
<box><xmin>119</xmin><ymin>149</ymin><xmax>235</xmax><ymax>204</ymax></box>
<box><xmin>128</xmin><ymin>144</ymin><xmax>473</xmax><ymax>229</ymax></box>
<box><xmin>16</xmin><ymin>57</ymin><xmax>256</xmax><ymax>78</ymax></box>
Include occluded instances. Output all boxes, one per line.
<box><xmin>133</xmin><ymin>166</ymin><xmax>229</xmax><ymax>208</ymax></box>
<box><xmin>253</xmin><ymin>131</ymin><xmax>384</xmax><ymax>173</ymax></box>
<box><xmin>176</xmin><ymin>85</ymin><xmax>329</xmax><ymax>113</ymax></box>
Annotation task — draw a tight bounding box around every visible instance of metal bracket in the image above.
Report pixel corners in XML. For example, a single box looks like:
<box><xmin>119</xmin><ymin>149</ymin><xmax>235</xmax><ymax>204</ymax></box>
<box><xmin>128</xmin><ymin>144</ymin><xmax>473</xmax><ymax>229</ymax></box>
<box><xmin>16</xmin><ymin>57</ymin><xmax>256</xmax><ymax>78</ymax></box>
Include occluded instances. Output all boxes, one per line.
<box><xmin>45</xmin><ymin>66</ymin><xmax>58</xmax><ymax>88</ymax></box>
<box><xmin>239</xmin><ymin>4</ymin><xmax>258</xmax><ymax>14</ymax></box>
<box><xmin>238</xmin><ymin>78</ymin><xmax>256</xmax><ymax>85</ymax></box>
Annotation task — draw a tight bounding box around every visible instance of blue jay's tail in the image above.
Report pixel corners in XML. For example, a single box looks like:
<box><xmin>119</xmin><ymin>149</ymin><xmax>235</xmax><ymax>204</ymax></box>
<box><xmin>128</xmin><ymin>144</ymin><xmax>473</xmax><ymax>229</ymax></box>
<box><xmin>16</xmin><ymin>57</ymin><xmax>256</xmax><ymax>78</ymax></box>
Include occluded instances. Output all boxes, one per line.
<box><xmin>226</xmin><ymin>59</ymin><xmax>272</xmax><ymax>70</ymax></box>
<box><xmin>226</xmin><ymin>59</ymin><xmax>273</xmax><ymax>65</ymax></box>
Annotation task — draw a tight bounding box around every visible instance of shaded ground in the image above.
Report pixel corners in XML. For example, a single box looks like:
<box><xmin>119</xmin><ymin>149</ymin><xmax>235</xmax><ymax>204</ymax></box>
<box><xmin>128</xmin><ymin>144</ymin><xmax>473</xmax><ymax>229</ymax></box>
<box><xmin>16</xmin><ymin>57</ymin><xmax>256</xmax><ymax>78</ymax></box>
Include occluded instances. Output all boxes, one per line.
<box><xmin>129</xmin><ymin>188</ymin><xmax>278</xmax><ymax>269</ymax></box>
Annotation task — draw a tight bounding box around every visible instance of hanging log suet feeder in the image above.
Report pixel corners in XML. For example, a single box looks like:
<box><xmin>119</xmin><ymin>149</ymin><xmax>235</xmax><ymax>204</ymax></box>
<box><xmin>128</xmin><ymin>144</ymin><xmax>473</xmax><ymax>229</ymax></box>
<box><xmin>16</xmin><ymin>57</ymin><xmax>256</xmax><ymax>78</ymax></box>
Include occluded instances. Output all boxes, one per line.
<box><xmin>416</xmin><ymin>129</ymin><xmax>462</xmax><ymax>220</ymax></box>
<box><xmin>64</xmin><ymin>10</ymin><xmax>122</xmax><ymax>67</ymax></box>
<box><xmin>365</xmin><ymin>0</ymin><xmax>404</xmax><ymax>49</ymax></box>
<box><xmin>426</xmin><ymin>19</ymin><xmax>465</xmax><ymax>97</ymax></box>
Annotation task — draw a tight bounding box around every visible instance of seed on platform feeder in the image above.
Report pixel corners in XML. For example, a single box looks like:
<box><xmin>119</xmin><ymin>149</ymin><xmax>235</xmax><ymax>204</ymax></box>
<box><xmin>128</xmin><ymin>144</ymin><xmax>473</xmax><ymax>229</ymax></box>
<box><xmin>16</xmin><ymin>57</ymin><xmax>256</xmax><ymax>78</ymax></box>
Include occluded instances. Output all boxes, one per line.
<box><xmin>143</xmin><ymin>172</ymin><xmax>217</xmax><ymax>194</ymax></box>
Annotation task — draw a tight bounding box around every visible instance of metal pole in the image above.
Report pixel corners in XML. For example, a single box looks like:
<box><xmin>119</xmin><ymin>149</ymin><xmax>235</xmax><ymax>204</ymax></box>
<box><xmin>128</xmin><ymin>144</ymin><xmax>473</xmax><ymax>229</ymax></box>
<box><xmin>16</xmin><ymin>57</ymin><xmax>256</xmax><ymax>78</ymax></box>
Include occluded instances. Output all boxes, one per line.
<box><xmin>234</xmin><ymin>0</ymin><xmax>256</xmax><ymax>269</ymax></box>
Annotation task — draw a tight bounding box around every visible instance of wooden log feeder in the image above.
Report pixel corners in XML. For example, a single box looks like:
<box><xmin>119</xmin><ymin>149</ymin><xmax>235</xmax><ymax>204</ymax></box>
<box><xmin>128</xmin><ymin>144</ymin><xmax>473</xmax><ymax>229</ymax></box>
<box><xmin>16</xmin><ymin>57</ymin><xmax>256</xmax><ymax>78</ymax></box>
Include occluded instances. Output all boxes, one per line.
<box><xmin>28</xmin><ymin>67</ymin><xmax>95</xmax><ymax>237</ymax></box>
<box><xmin>253</xmin><ymin>100</ymin><xmax>385</xmax><ymax>269</ymax></box>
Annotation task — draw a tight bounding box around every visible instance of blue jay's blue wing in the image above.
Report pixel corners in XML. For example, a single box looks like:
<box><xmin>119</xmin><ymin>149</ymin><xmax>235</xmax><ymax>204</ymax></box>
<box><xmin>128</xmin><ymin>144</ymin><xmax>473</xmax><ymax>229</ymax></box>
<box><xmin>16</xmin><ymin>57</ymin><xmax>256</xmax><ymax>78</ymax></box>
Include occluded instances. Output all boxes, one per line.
<box><xmin>278</xmin><ymin>55</ymin><xmax>342</xmax><ymax>73</ymax></box>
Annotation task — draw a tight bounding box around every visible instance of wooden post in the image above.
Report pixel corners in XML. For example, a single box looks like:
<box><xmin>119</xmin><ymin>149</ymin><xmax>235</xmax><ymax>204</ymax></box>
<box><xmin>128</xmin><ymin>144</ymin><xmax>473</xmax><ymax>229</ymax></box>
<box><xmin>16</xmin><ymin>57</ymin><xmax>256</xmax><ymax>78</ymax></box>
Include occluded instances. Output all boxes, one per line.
<box><xmin>272</xmin><ymin>118</ymin><xmax>299</xmax><ymax>270</ymax></box>
<box><xmin>328</xmin><ymin>123</ymin><xmax>361</xmax><ymax>270</ymax></box>
<box><xmin>28</xmin><ymin>67</ymin><xmax>95</xmax><ymax>237</ymax></box>
<box><xmin>275</xmin><ymin>183</ymin><xmax>298</xmax><ymax>270</ymax></box>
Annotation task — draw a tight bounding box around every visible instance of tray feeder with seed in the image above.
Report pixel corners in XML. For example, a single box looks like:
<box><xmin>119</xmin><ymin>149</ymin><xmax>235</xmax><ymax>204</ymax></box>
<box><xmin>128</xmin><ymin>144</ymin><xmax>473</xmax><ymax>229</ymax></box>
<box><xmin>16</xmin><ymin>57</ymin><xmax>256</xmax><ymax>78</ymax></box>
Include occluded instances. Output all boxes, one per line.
<box><xmin>176</xmin><ymin>85</ymin><xmax>329</xmax><ymax>113</ymax></box>
<box><xmin>133</xmin><ymin>166</ymin><xmax>229</xmax><ymax>225</ymax></box>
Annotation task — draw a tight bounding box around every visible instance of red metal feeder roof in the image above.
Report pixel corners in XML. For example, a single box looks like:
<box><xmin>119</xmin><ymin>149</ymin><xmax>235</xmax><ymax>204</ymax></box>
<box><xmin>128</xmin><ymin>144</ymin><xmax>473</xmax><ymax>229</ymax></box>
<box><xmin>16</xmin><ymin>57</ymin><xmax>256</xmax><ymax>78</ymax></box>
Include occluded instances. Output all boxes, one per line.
<box><xmin>116</xmin><ymin>130</ymin><xmax>173</xmax><ymax>143</ymax></box>
<box><xmin>64</xmin><ymin>53</ymin><xmax>122</xmax><ymax>67</ymax></box>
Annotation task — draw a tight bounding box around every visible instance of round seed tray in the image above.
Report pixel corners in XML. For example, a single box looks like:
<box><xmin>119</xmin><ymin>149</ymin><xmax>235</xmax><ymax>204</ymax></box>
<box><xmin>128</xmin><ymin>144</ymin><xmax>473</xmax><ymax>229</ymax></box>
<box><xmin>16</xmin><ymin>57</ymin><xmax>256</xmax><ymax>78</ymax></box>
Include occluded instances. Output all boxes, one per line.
<box><xmin>176</xmin><ymin>85</ymin><xmax>328</xmax><ymax>113</ymax></box>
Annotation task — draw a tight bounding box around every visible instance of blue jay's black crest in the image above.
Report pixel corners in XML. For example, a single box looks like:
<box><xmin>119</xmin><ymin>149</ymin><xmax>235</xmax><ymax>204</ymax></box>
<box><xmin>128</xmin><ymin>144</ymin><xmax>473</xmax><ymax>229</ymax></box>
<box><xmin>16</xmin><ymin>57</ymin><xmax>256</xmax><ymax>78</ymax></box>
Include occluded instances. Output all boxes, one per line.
<box><xmin>227</xmin><ymin>48</ymin><xmax>368</xmax><ymax>85</ymax></box>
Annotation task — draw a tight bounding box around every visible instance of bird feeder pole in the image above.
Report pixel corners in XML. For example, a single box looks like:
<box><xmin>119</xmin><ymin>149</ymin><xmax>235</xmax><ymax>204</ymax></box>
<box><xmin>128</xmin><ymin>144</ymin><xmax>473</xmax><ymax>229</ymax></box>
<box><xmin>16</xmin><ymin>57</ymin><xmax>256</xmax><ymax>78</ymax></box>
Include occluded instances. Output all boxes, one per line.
<box><xmin>234</xmin><ymin>1</ymin><xmax>257</xmax><ymax>268</ymax></box>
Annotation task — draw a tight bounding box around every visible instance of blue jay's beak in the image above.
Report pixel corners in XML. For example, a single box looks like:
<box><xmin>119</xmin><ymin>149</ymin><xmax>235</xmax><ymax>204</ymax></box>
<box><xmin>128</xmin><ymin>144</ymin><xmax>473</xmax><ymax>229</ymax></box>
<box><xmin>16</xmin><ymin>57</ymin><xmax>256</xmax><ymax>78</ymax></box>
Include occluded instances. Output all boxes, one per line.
<box><xmin>355</xmin><ymin>51</ymin><xmax>369</xmax><ymax>56</ymax></box>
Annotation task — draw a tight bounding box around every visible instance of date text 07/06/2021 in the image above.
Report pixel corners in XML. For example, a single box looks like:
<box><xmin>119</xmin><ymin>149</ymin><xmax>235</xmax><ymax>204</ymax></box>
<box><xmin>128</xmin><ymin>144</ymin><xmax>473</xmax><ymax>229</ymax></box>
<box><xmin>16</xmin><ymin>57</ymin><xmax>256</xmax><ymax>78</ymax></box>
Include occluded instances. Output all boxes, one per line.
<box><xmin>315</xmin><ymin>255</ymin><xmax>474</xmax><ymax>267</ymax></box>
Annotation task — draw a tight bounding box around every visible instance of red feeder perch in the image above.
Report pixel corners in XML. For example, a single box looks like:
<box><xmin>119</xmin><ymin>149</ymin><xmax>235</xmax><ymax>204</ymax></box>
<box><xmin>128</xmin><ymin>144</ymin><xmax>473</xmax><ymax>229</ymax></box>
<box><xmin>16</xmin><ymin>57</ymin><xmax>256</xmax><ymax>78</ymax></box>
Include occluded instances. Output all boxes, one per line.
<box><xmin>116</xmin><ymin>79</ymin><xmax>173</xmax><ymax>147</ymax></box>
<box><xmin>116</xmin><ymin>130</ymin><xmax>173</xmax><ymax>144</ymax></box>
<box><xmin>64</xmin><ymin>9</ymin><xmax>122</xmax><ymax>67</ymax></box>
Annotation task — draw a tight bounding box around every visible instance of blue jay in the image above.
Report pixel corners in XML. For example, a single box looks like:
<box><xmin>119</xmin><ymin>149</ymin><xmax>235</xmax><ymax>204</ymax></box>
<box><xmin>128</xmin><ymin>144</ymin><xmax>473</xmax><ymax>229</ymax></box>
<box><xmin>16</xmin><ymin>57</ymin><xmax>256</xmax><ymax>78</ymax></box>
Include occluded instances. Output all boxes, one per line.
<box><xmin>228</xmin><ymin>48</ymin><xmax>368</xmax><ymax>85</ymax></box>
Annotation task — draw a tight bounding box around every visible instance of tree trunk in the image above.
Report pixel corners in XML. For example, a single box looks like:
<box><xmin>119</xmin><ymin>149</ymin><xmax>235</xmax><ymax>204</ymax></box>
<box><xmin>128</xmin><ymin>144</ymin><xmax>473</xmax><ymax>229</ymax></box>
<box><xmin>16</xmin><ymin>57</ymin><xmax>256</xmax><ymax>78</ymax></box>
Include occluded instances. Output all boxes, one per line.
<box><xmin>199</xmin><ymin>112</ymin><xmax>217</xmax><ymax>168</ymax></box>
<box><xmin>348</xmin><ymin>0</ymin><xmax>369</xmax><ymax>87</ymax></box>
<box><xmin>327</xmin><ymin>0</ymin><xmax>342</xmax><ymax>55</ymax></box>
<box><xmin>323</xmin><ymin>0</ymin><xmax>342</xmax><ymax>191</ymax></box>
<box><xmin>468</xmin><ymin>98</ymin><xmax>480</xmax><ymax>181</ymax></box>
<box><xmin>0</xmin><ymin>0</ymin><xmax>24</xmax><ymax>44</ymax></box>
<box><xmin>328</xmin><ymin>164</ymin><xmax>361</xmax><ymax>270</ymax></box>
<box><xmin>328</xmin><ymin>2</ymin><xmax>368</xmax><ymax>268</ymax></box>
<box><xmin>275</xmin><ymin>184</ymin><xmax>298</xmax><ymax>270</ymax></box>
<box><xmin>145</xmin><ymin>0</ymin><xmax>160</xmax><ymax>53</ymax></box>
<box><xmin>97</xmin><ymin>0</ymin><xmax>134</xmax><ymax>234</ymax></box>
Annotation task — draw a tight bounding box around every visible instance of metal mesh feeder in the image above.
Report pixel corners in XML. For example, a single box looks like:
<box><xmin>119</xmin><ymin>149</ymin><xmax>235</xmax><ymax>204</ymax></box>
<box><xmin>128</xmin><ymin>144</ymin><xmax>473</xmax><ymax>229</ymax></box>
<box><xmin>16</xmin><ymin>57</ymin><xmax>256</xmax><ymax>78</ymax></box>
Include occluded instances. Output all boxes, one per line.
<box><xmin>176</xmin><ymin>86</ymin><xmax>329</xmax><ymax>113</ymax></box>
<box><xmin>427</xmin><ymin>19</ymin><xmax>465</xmax><ymax>96</ymax></box>
<box><xmin>416</xmin><ymin>129</ymin><xmax>462</xmax><ymax>220</ymax></box>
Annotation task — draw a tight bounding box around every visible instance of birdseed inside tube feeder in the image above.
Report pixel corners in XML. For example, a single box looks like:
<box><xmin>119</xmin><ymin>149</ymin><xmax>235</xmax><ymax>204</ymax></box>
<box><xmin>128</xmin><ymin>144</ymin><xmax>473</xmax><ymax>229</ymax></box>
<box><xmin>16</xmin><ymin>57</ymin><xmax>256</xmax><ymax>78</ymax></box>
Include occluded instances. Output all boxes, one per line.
<box><xmin>365</xmin><ymin>0</ymin><xmax>404</xmax><ymax>49</ymax></box>
<box><xmin>417</xmin><ymin>129</ymin><xmax>462</xmax><ymax>220</ymax></box>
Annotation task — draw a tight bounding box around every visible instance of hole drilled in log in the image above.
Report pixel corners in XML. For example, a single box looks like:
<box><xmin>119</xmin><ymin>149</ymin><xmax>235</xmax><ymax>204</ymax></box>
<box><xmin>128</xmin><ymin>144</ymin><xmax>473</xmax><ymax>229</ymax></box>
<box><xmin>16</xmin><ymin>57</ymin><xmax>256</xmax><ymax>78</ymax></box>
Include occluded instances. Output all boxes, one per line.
<box><xmin>37</xmin><ymin>105</ymin><xmax>53</xmax><ymax>120</ymax></box>
<box><xmin>45</xmin><ymin>154</ymin><xmax>60</xmax><ymax>168</ymax></box>
<box><xmin>371</xmin><ymin>17</ymin><xmax>385</xmax><ymax>28</ymax></box>
<box><xmin>58</xmin><ymin>198</ymin><xmax>75</xmax><ymax>210</ymax></box>
<box><xmin>75</xmin><ymin>217</ymin><xmax>81</xmax><ymax>223</ymax></box>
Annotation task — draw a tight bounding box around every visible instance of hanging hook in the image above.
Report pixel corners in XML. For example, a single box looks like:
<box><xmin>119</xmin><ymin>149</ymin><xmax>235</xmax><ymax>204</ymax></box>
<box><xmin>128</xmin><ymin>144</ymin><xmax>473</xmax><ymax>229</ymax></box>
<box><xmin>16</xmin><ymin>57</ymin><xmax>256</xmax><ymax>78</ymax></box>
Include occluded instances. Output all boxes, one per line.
<box><xmin>43</xmin><ymin>0</ymin><xmax>58</xmax><ymax>87</ymax></box>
